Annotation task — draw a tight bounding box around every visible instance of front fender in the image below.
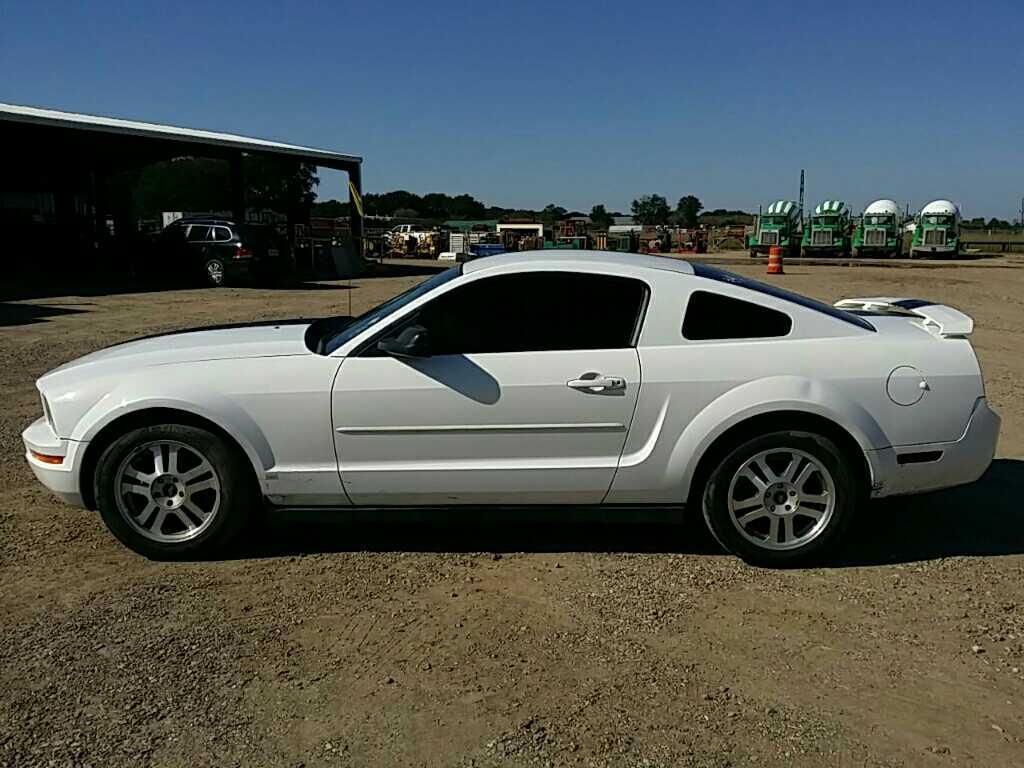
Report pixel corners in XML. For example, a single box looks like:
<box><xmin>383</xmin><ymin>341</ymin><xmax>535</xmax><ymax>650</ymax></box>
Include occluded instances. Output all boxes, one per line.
<box><xmin>74</xmin><ymin>387</ymin><xmax>274</xmax><ymax>493</ymax></box>
<box><xmin>671</xmin><ymin>376</ymin><xmax>889</xmax><ymax>497</ymax></box>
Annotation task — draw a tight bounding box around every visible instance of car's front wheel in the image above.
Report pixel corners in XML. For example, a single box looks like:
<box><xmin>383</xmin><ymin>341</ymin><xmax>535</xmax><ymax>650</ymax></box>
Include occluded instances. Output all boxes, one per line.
<box><xmin>94</xmin><ymin>423</ymin><xmax>256</xmax><ymax>559</ymax></box>
<box><xmin>702</xmin><ymin>431</ymin><xmax>858</xmax><ymax>567</ymax></box>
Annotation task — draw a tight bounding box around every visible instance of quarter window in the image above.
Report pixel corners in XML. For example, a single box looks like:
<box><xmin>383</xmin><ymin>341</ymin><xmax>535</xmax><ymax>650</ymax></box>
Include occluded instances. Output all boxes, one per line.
<box><xmin>386</xmin><ymin>271</ymin><xmax>648</xmax><ymax>355</ymax></box>
<box><xmin>682</xmin><ymin>290</ymin><xmax>792</xmax><ymax>340</ymax></box>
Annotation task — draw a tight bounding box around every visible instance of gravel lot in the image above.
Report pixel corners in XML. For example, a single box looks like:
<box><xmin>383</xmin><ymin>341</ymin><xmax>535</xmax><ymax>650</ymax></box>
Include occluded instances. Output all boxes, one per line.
<box><xmin>2</xmin><ymin>256</ymin><xmax>1023</xmax><ymax>767</ymax></box>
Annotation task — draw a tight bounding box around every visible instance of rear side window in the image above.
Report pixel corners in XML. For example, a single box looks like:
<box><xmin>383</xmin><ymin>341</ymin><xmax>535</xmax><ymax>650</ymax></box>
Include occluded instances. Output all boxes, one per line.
<box><xmin>186</xmin><ymin>225</ymin><xmax>211</xmax><ymax>242</ymax></box>
<box><xmin>683</xmin><ymin>290</ymin><xmax>792</xmax><ymax>340</ymax></box>
<box><xmin>211</xmin><ymin>226</ymin><xmax>233</xmax><ymax>242</ymax></box>
<box><xmin>397</xmin><ymin>271</ymin><xmax>648</xmax><ymax>355</ymax></box>
<box><xmin>690</xmin><ymin>263</ymin><xmax>875</xmax><ymax>332</ymax></box>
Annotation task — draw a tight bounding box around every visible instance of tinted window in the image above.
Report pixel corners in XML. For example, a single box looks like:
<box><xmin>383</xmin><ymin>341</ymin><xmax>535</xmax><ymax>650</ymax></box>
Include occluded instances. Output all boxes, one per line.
<box><xmin>683</xmin><ymin>290</ymin><xmax>792</xmax><ymax>340</ymax></box>
<box><xmin>211</xmin><ymin>226</ymin><xmax>233</xmax><ymax>242</ymax></box>
<box><xmin>186</xmin><ymin>225</ymin><xmax>211</xmax><ymax>242</ymax></box>
<box><xmin>392</xmin><ymin>272</ymin><xmax>647</xmax><ymax>355</ymax></box>
<box><xmin>323</xmin><ymin>267</ymin><xmax>462</xmax><ymax>355</ymax></box>
<box><xmin>690</xmin><ymin>263</ymin><xmax>875</xmax><ymax>332</ymax></box>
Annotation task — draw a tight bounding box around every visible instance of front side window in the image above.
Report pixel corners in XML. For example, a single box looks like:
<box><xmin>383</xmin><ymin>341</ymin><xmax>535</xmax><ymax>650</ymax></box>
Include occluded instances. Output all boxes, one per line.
<box><xmin>683</xmin><ymin>291</ymin><xmax>792</xmax><ymax>341</ymax></box>
<box><xmin>381</xmin><ymin>271</ymin><xmax>648</xmax><ymax>355</ymax></box>
<box><xmin>322</xmin><ymin>266</ymin><xmax>462</xmax><ymax>355</ymax></box>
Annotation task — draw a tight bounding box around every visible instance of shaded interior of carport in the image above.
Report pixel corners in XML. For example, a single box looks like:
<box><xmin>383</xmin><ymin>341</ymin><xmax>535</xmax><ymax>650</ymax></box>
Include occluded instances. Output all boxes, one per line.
<box><xmin>0</xmin><ymin>103</ymin><xmax>363</xmax><ymax>285</ymax></box>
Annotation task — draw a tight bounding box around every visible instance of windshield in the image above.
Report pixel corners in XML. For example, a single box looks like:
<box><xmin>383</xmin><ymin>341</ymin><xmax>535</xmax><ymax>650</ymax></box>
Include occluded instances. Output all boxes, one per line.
<box><xmin>813</xmin><ymin>216</ymin><xmax>838</xmax><ymax>227</ymax></box>
<box><xmin>322</xmin><ymin>266</ymin><xmax>461</xmax><ymax>354</ymax></box>
<box><xmin>691</xmin><ymin>263</ymin><xmax>875</xmax><ymax>332</ymax></box>
<box><xmin>864</xmin><ymin>215</ymin><xmax>893</xmax><ymax>226</ymax></box>
<box><xmin>761</xmin><ymin>216</ymin><xmax>787</xmax><ymax>226</ymax></box>
<box><xmin>924</xmin><ymin>215</ymin><xmax>953</xmax><ymax>226</ymax></box>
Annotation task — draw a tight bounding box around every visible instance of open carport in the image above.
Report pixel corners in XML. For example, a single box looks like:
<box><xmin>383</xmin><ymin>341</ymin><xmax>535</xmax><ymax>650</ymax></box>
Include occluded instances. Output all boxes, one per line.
<box><xmin>0</xmin><ymin>102</ymin><xmax>363</xmax><ymax>287</ymax></box>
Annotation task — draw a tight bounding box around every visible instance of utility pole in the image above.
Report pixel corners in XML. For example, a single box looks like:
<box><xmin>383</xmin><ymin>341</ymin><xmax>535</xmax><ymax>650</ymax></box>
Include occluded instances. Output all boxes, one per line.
<box><xmin>1019</xmin><ymin>196</ymin><xmax>1023</xmax><ymax>232</ymax></box>
<box><xmin>798</xmin><ymin>169</ymin><xmax>805</xmax><ymax>227</ymax></box>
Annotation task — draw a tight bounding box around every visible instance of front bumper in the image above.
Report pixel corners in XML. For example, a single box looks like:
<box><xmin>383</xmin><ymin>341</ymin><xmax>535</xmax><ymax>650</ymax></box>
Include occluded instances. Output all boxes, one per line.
<box><xmin>912</xmin><ymin>244</ymin><xmax>956</xmax><ymax>254</ymax></box>
<box><xmin>22</xmin><ymin>416</ymin><xmax>87</xmax><ymax>507</ymax></box>
<box><xmin>868</xmin><ymin>397</ymin><xmax>1000</xmax><ymax>497</ymax></box>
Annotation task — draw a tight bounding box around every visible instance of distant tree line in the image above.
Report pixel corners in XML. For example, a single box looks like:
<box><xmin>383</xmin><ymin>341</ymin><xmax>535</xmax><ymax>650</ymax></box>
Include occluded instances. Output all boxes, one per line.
<box><xmin>312</xmin><ymin>190</ymin><xmax>742</xmax><ymax>228</ymax></box>
<box><xmin>963</xmin><ymin>216</ymin><xmax>1016</xmax><ymax>229</ymax></box>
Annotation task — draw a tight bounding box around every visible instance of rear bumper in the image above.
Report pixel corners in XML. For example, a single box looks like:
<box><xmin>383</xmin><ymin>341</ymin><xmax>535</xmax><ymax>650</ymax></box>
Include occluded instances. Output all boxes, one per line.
<box><xmin>868</xmin><ymin>397</ymin><xmax>1000</xmax><ymax>497</ymax></box>
<box><xmin>22</xmin><ymin>417</ymin><xmax>86</xmax><ymax>507</ymax></box>
<box><xmin>224</xmin><ymin>259</ymin><xmax>253</xmax><ymax>279</ymax></box>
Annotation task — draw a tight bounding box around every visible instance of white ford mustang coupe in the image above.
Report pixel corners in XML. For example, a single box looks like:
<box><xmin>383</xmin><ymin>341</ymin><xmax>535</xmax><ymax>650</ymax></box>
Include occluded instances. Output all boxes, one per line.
<box><xmin>24</xmin><ymin>251</ymin><xmax>999</xmax><ymax>565</ymax></box>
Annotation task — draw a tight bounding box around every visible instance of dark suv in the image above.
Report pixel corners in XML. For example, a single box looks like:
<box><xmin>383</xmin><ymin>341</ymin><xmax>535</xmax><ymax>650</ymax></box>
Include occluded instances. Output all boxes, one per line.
<box><xmin>145</xmin><ymin>217</ymin><xmax>292</xmax><ymax>286</ymax></box>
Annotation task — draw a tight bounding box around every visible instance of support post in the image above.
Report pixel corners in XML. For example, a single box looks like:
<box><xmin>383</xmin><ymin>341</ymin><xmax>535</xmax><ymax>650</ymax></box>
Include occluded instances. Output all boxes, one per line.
<box><xmin>230</xmin><ymin>152</ymin><xmax>245</xmax><ymax>224</ymax></box>
<box><xmin>347</xmin><ymin>163</ymin><xmax>364</xmax><ymax>258</ymax></box>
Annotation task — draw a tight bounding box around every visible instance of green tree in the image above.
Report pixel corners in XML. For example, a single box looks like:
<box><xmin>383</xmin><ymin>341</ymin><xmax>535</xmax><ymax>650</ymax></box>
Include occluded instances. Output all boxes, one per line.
<box><xmin>589</xmin><ymin>204</ymin><xmax>614</xmax><ymax>228</ymax></box>
<box><xmin>631</xmin><ymin>194</ymin><xmax>670</xmax><ymax>225</ymax></box>
<box><xmin>540</xmin><ymin>204</ymin><xmax>568</xmax><ymax>224</ymax></box>
<box><xmin>133</xmin><ymin>156</ymin><xmax>319</xmax><ymax>223</ymax></box>
<box><xmin>244</xmin><ymin>157</ymin><xmax>318</xmax><ymax>220</ymax></box>
<box><xmin>675</xmin><ymin>195</ymin><xmax>704</xmax><ymax>227</ymax></box>
<box><xmin>311</xmin><ymin>199</ymin><xmax>348</xmax><ymax>217</ymax></box>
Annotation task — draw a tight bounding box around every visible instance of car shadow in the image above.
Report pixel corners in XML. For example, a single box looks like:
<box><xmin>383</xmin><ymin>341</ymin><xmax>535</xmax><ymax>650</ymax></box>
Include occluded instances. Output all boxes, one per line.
<box><xmin>0</xmin><ymin>301</ymin><xmax>92</xmax><ymax>328</ymax></box>
<box><xmin>835</xmin><ymin>458</ymin><xmax>1024</xmax><ymax>566</ymax></box>
<box><xmin>236</xmin><ymin>460</ymin><xmax>1024</xmax><ymax>565</ymax></box>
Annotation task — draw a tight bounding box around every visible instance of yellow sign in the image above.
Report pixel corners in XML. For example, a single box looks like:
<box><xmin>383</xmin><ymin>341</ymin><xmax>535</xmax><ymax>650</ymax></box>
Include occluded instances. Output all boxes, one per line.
<box><xmin>348</xmin><ymin>180</ymin><xmax>364</xmax><ymax>218</ymax></box>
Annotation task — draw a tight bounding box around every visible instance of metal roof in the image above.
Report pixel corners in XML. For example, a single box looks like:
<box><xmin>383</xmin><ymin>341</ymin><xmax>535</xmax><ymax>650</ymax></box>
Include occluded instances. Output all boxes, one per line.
<box><xmin>463</xmin><ymin>249</ymin><xmax>695</xmax><ymax>275</ymax></box>
<box><xmin>0</xmin><ymin>102</ymin><xmax>361</xmax><ymax>166</ymax></box>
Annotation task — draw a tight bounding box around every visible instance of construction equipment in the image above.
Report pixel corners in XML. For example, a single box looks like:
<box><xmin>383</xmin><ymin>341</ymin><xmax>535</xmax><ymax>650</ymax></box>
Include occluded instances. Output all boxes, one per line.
<box><xmin>853</xmin><ymin>199</ymin><xmax>903</xmax><ymax>258</ymax></box>
<box><xmin>801</xmin><ymin>200</ymin><xmax>852</xmax><ymax>257</ymax></box>
<box><xmin>386</xmin><ymin>224</ymin><xmax>441</xmax><ymax>258</ymax></box>
<box><xmin>749</xmin><ymin>201</ymin><xmax>801</xmax><ymax>258</ymax></box>
<box><xmin>767</xmin><ymin>245</ymin><xmax>784</xmax><ymax>274</ymax></box>
<box><xmin>911</xmin><ymin>200</ymin><xmax>961</xmax><ymax>258</ymax></box>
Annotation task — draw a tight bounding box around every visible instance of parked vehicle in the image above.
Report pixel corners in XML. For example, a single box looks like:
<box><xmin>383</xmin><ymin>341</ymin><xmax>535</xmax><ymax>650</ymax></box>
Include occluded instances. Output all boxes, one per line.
<box><xmin>749</xmin><ymin>200</ymin><xmax>801</xmax><ymax>258</ymax></box>
<box><xmin>140</xmin><ymin>217</ymin><xmax>291</xmax><ymax>286</ymax></box>
<box><xmin>24</xmin><ymin>251</ymin><xmax>999</xmax><ymax>566</ymax></box>
<box><xmin>387</xmin><ymin>223</ymin><xmax>440</xmax><ymax>258</ymax></box>
<box><xmin>801</xmin><ymin>200</ymin><xmax>852</xmax><ymax>257</ymax></box>
<box><xmin>853</xmin><ymin>199</ymin><xmax>903</xmax><ymax>258</ymax></box>
<box><xmin>911</xmin><ymin>200</ymin><xmax>961</xmax><ymax>258</ymax></box>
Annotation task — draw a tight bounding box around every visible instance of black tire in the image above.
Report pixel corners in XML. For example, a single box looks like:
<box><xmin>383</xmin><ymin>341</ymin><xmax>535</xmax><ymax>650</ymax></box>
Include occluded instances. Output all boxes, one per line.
<box><xmin>94</xmin><ymin>423</ymin><xmax>257</xmax><ymax>559</ymax></box>
<box><xmin>205</xmin><ymin>258</ymin><xmax>226</xmax><ymax>286</ymax></box>
<box><xmin>701</xmin><ymin>430</ymin><xmax>859</xmax><ymax>567</ymax></box>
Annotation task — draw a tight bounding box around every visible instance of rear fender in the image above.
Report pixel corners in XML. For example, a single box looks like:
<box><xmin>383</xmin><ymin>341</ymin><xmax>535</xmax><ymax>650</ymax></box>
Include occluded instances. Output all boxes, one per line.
<box><xmin>672</xmin><ymin>376</ymin><xmax>888</xmax><ymax>497</ymax></box>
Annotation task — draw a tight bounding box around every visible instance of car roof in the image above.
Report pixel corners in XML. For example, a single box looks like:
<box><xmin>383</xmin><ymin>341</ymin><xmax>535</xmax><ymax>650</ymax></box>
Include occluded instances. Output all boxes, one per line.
<box><xmin>462</xmin><ymin>249</ymin><xmax>695</xmax><ymax>276</ymax></box>
<box><xmin>173</xmin><ymin>217</ymin><xmax>236</xmax><ymax>226</ymax></box>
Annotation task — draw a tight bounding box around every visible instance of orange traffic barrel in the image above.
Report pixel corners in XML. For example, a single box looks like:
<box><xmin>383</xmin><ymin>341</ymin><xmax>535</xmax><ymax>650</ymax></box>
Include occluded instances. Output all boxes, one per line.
<box><xmin>767</xmin><ymin>245</ymin><xmax>784</xmax><ymax>274</ymax></box>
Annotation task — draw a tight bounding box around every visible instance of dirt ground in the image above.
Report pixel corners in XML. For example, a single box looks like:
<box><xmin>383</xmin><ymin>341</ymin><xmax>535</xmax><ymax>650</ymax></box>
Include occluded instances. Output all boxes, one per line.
<box><xmin>2</xmin><ymin>256</ymin><xmax>1023</xmax><ymax>767</ymax></box>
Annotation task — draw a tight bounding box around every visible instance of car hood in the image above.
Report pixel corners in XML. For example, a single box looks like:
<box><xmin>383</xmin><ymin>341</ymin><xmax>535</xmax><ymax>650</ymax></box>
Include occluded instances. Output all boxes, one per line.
<box><xmin>39</xmin><ymin>319</ymin><xmax>314</xmax><ymax>390</ymax></box>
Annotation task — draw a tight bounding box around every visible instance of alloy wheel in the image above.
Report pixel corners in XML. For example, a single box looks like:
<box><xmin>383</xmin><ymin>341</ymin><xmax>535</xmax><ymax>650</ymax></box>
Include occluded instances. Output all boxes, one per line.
<box><xmin>114</xmin><ymin>440</ymin><xmax>221</xmax><ymax>543</ymax></box>
<box><xmin>726</xmin><ymin>448</ymin><xmax>836</xmax><ymax>551</ymax></box>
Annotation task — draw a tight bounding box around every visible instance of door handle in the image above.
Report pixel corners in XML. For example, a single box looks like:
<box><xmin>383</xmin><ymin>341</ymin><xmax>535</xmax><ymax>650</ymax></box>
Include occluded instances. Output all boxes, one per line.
<box><xmin>567</xmin><ymin>374</ymin><xmax>626</xmax><ymax>392</ymax></box>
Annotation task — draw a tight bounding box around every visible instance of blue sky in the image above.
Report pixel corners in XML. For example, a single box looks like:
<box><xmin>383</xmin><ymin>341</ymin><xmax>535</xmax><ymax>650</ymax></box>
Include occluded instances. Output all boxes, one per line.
<box><xmin>3</xmin><ymin>0</ymin><xmax>1022</xmax><ymax>219</ymax></box>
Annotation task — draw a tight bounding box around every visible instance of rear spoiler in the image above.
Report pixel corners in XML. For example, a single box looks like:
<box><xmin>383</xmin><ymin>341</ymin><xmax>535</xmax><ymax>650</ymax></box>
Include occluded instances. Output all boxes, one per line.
<box><xmin>834</xmin><ymin>297</ymin><xmax>974</xmax><ymax>337</ymax></box>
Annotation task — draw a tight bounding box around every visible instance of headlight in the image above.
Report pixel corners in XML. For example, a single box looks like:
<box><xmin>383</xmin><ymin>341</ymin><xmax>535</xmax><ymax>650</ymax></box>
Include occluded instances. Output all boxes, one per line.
<box><xmin>40</xmin><ymin>393</ymin><xmax>55</xmax><ymax>432</ymax></box>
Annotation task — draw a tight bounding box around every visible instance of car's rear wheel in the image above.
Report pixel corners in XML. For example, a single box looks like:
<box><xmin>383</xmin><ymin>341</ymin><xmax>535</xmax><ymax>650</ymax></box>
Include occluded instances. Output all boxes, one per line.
<box><xmin>205</xmin><ymin>258</ymin><xmax>226</xmax><ymax>286</ymax></box>
<box><xmin>702</xmin><ymin>431</ymin><xmax>858</xmax><ymax>567</ymax></box>
<box><xmin>94</xmin><ymin>423</ymin><xmax>255</xmax><ymax>559</ymax></box>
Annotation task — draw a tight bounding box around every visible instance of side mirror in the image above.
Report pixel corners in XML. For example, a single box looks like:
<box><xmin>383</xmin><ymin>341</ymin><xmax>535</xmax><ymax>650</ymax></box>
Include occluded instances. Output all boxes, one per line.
<box><xmin>378</xmin><ymin>324</ymin><xmax>431</xmax><ymax>358</ymax></box>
